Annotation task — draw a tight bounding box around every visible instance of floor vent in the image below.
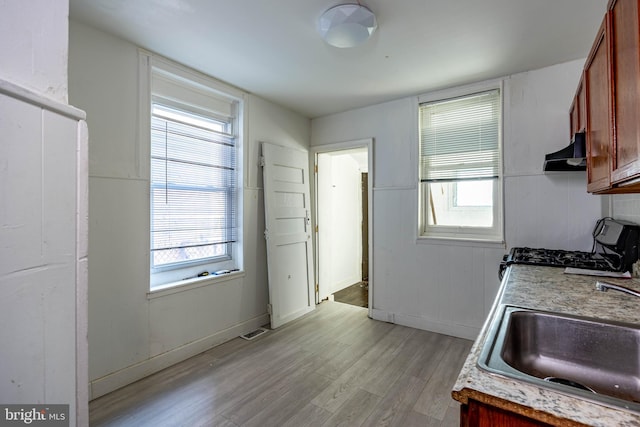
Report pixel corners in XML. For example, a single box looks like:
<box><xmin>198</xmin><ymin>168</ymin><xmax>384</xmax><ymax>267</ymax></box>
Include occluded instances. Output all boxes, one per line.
<box><xmin>240</xmin><ymin>328</ymin><xmax>269</xmax><ymax>341</ymax></box>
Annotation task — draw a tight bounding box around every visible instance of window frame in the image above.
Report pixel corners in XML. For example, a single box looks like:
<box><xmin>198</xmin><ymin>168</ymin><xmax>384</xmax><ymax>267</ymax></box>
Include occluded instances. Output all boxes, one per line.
<box><xmin>141</xmin><ymin>51</ymin><xmax>245</xmax><ymax>292</ymax></box>
<box><xmin>417</xmin><ymin>81</ymin><xmax>504</xmax><ymax>243</ymax></box>
<box><xmin>149</xmin><ymin>102</ymin><xmax>235</xmax><ymax>272</ymax></box>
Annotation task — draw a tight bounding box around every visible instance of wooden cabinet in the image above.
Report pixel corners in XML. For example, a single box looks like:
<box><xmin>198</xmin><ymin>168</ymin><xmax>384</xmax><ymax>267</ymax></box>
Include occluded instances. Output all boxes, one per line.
<box><xmin>581</xmin><ymin>0</ymin><xmax>640</xmax><ymax>193</ymax></box>
<box><xmin>610</xmin><ymin>0</ymin><xmax>640</xmax><ymax>185</ymax></box>
<box><xmin>585</xmin><ymin>17</ymin><xmax>613</xmax><ymax>193</ymax></box>
<box><xmin>569</xmin><ymin>76</ymin><xmax>586</xmax><ymax>137</ymax></box>
<box><xmin>460</xmin><ymin>400</ymin><xmax>554</xmax><ymax>427</ymax></box>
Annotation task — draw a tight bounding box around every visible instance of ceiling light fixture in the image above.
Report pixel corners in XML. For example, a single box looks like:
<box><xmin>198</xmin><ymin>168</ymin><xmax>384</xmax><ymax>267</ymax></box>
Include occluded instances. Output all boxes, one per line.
<box><xmin>317</xmin><ymin>3</ymin><xmax>377</xmax><ymax>48</ymax></box>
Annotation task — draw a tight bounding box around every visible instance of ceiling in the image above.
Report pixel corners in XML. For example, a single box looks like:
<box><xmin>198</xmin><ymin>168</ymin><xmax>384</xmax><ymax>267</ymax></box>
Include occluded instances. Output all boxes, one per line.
<box><xmin>69</xmin><ymin>0</ymin><xmax>608</xmax><ymax>119</ymax></box>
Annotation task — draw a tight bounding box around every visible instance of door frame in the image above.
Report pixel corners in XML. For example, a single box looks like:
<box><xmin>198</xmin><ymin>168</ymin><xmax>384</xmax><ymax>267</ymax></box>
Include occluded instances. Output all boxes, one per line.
<box><xmin>311</xmin><ymin>138</ymin><xmax>374</xmax><ymax>315</ymax></box>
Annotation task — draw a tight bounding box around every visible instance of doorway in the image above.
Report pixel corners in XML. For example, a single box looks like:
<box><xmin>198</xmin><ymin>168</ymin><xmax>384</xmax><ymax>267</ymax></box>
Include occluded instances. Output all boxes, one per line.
<box><xmin>313</xmin><ymin>139</ymin><xmax>372</xmax><ymax>312</ymax></box>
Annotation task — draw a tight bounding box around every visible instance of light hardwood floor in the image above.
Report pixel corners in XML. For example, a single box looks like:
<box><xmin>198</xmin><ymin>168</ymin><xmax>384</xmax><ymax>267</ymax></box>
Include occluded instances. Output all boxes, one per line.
<box><xmin>89</xmin><ymin>301</ymin><xmax>473</xmax><ymax>427</ymax></box>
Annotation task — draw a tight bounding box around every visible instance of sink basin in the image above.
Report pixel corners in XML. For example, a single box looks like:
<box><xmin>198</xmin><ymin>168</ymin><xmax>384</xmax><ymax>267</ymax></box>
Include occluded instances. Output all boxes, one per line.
<box><xmin>478</xmin><ymin>305</ymin><xmax>640</xmax><ymax>412</ymax></box>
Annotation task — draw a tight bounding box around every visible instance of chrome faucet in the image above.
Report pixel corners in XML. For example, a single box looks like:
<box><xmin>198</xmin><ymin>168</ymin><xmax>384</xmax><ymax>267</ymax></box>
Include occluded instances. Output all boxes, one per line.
<box><xmin>595</xmin><ymin>281</ymin><xmax>640</xmax><ymax>299</ymax></box>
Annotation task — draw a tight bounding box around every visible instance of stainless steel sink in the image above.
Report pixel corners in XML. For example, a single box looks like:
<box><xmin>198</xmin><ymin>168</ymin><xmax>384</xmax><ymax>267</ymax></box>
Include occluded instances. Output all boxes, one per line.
<box><xmin>478</xmin><ymin>305</ymin><xmax>640</xmax><ymax>412</ymax></box>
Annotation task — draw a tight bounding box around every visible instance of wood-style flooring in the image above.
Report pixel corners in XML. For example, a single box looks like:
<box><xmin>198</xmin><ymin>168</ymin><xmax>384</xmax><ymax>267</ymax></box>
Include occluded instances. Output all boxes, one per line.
<box><xmin>333</xmin><ymin>282</ymin><xmax>368</xmax><ymax>308</ymax></box>
<box><xmin>89</xmin><ymin>301</ymin><xmax>472</xmax><ymax>427</ymax></box>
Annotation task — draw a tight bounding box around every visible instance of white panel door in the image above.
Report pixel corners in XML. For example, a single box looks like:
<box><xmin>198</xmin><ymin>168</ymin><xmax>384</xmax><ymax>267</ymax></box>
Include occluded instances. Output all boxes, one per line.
<box><xmin>261</xmin><ymin>142</ymin><xmax>315</xmax><ymax>328</ymax></box>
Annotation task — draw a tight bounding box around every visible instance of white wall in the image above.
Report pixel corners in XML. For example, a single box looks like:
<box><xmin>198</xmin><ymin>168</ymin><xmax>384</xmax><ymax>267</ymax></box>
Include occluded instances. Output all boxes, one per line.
<box><xmin>0</xmin><ymin>1</ymin><xmax>88</xmax><ymax>425</ymax></box>
<box><xmin>612</xmin><ymin>195</ymin><xmax>640</xmax><ymax>224</ymax></box>
<box><xmin>311</xmin><ymin>59</ymin><xmax>607</xmax><ymax>339</ymax></box>
<box><xmin>503</xmin><ymin>63</ymin><xmax>608</xmax><ymax>249</ymax></box>
<box><xmin>318</xmin><ymin>152</ymin><xmax>364</xmax><ymax>295</ymax></box>
<box><xmin>0</xmin><ymin>1</ymin><xmax>69</xmax><ymax>104</ymax></box>
<box><xmin>68</xmin><ymin>21</ymin><xmax>310</xmax><ymax>399</ymax></box>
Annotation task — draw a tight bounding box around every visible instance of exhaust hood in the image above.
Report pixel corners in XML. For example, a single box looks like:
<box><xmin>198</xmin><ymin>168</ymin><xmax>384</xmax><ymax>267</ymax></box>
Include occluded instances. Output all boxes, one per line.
<box><xmin>543</xmin><ymin>132</ymin><xmax>586</xmax><ymax>172</ymax></box>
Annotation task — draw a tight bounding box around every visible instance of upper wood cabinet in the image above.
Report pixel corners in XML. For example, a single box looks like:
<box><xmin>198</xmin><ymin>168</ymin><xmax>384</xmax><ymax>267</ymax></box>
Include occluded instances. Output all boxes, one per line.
<box><xmin>585</xmin><ymin>17</ymin><xmax>613</xmax><ymax>193</ymax></box>
<box><xmin>569</xmin><ymin>75</ymin><xmax>586</xmax><ymax>137</ymax></box>
<box><xmin>582</xmin><ymin>0</ymin><xmax>640</xmax><ymax>193</ymax></box>
<box><xmin>610</xmin><ymin>0</ymin><xmax>640</xmax><ymax>186</ymax></box>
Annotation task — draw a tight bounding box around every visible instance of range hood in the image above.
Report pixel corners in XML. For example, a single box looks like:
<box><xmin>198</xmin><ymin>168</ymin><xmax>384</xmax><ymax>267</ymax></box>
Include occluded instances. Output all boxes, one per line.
<box><xmin>543</xmin><ymin>131</ymin><xmax>586</xmax><ymax>172</ymax></box>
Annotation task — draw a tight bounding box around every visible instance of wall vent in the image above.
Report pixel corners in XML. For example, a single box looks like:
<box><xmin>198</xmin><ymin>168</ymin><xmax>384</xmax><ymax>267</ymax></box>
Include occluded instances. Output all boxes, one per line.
<box><xmin>240</xmin><ymin>328</ymin><xmax>269</xmax><ymax>341</ymax></box>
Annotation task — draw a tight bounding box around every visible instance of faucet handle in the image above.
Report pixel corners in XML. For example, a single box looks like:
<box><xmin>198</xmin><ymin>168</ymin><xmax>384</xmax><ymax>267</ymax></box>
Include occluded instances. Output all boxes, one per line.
<box><xmin>596</xmin><ymin>281</ymin><xmax>640</xmax><ymax>298</ymax></box>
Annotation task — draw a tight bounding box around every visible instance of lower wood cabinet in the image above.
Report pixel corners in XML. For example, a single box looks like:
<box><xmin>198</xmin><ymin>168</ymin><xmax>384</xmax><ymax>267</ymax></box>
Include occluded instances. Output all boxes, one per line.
<box><xmin>460</xmin><ymin>400</ymin><xmax>554</xmax><ymax>427</ymax></box>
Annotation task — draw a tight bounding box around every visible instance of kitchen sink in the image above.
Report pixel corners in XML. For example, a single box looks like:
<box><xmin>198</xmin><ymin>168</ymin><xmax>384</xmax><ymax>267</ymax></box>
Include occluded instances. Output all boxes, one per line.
<box><xmin>478</xmin><ymin>305</ymin><xmax>640</xmax><ymax>413</ymax></box>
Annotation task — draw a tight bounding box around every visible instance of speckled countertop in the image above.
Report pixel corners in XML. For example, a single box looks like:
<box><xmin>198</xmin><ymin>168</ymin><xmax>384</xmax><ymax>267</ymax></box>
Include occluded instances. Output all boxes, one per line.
<box><xmin>452</xmin><ymin>264</ymin><xmax>640</xmax><ymax>427</ymax></box>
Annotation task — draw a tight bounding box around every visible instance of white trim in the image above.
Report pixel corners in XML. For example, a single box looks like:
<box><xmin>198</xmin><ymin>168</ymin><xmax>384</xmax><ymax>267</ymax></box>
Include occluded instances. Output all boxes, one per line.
<box><xmin>311</xmin><ymin>138</ymin><xmax>374</xmax><ymax>154</ymax></box>
<box><xmin>311</xmin><ymin>138</ymin><xmax>374</xmax><ymax>316</ymax></box>
<box><xmin>76</xmin><ymin>120</ymin><xmax>89</xmax><ymax>426</ymax></box>
<box><xmin>140</xmin><ymin>49</ymin><xmax>246</xmax><ymax>291</ymax></box>
<box><xmin>373</xmin><ymin>185</ymin><xmax>416</xmax><ymax>191</ymax></box>
<box><xmin>137</xmin><ymin>50</ymin><xmax>152</xmax><ymax>180</ymax></box>
<box><xmin>418</xmin><ymin>78</ymin><xmax>503</xmax><ymax>104</ymax></box>
<box><xmin>144</xmin><ymin>49</ymin><xmax>246</xmax><ymax>101</ymax></box>
<box><xmin>0</xmin><ymin>79</ymin><xmax>86</xmax><ymax>120</ymax></box>
<box><xmin>416</xmin><ymin>236</ymin><xmax>506</xmax><ymax>249</ymax></box>
<box><xmin>89</xmin><ymin>312</ymin><xmax>270</xmax><ymax>400</ymax></box>
<box><xmin>417</xmin><ymin>81</ymin><xmax>505</xmax><ymax>242</ymax></box>
<box><xmin>89</xmin><ymin>174</ymin><xmax>148</xmax><ymax>182</ymax></box>
<box><xmin>370</xmin><ymin>308</ymin><xmax>480</xmax><ymax>341</ymax></box>
<box><xmin>147</xmin><ymin>270</ymin><xmax>245</xmax><ymax>299</ymax></box>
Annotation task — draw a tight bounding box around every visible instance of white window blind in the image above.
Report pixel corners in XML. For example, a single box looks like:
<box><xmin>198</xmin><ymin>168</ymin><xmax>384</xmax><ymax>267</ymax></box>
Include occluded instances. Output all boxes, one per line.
<box><xmin>419</xmin><ymin>90</ymin><xmax>500</xmax><ymax>183</ymax></box>
<box><xmin>150</xmin><ymin>104</ymin><xmax>237</xmax><ymax>269</ymax></box>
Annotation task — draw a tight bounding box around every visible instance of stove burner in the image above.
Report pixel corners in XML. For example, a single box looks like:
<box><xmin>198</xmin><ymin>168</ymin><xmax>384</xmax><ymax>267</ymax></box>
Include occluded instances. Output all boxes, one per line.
<box><xmin>508</xmin><ymin>247</ymin><xmax>620</xmax><ymax>270</ymax></box>
<box><xmin>499</xmin><ymin>247</ymin><xmax>623</xmax><ymax>280</ymax></box>
<box><xmin>499</xmin><ymin>219</ymin><xmax>640</xmax><ymax>281</ymax></box>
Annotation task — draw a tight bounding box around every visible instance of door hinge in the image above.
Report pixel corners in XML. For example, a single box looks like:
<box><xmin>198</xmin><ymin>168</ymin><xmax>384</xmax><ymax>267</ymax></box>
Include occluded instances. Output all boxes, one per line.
<box><xmin>259</xmin><ymin>156</ymin><xmax>266</xmax><ymax>167</ymax></box>
<box><xmin>315</xmin><ymin>283</ymin><xmax>319</xmax><ymax>293</ymax></box>
<box><xmin>315</xmin><ymin>225</ymin><xmax>319</xmax><ymax>233</ymax></box>
<box><xmin>267</xmin><ymin>303</ymin><xmax>272</xmax><ymax>315</ymax></box>
<box><xmin>314</xmin><ymin>164</ymin><xmax>318</xmax><ymax>173</ymax></box>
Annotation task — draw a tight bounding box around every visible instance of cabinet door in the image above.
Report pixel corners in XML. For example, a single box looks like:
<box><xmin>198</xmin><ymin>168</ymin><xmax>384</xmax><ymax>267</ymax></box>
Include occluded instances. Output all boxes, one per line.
<box><xmin>578</xmin><ymin>75</ymin><xmax>587</xmax><ymax>133</ymax></box>
<box><xmin>610</xmin><ymin>0</ymin><xmax>640</xmax><ymax>184</ymax></box>
<box><xmin>585</xmin><ymin>17</ymin><xmax>613</xmax><ymax>193</ymax></box>
<box><xmin>569</xmin><ymin>76</ymin><xmax>586</xmax><ymax>136</ymax></box>
<box><xmin>570</xmin><ymin>96</ymin><xmax>579</xmax><ymax>137</ymax></box>
<box><xmin>463</xmin><ymin>400</ymin><xmax>554</xmax><ymax>427</ymax></box>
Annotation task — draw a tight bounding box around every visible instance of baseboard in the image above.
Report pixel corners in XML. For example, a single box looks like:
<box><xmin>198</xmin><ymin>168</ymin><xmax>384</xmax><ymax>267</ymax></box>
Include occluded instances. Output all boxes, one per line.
<box><xmin>370</xmin><ymin>308</ymin><xmax>479</xmax><ymax>341</ymax></box>
<box><xmin>89</xmin><ymin>313</ymin><xmax>270</xmax><ymax>400</ymax></box>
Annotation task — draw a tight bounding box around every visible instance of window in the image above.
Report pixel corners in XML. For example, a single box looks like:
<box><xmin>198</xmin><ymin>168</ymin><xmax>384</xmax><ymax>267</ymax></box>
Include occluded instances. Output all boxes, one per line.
<box><xmin>147</xmin><ymin>59</ymin><xmax>242</xmax><ymax>290</ymax></box>
<box><xmin>151</xmin><ymin>104</ymin><xmax>236</xmax><ymax>268</ymax></box>
<box><xmin>418</xmin><ymin>88</ymin><xmax>502</xmax><ymax>241</ymax></box>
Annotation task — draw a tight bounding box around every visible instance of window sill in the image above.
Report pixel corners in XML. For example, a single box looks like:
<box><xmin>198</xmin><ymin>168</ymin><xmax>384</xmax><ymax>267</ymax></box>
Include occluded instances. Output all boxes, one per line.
<box><xmin>416</xmin><ymin>235</ymin><xmax>506</xmax><ymax>249</ymax></box>
<box><xmin>147</xmin><ymin>270</ymin><xmax>245</xmax><ymax>300</ymax></box>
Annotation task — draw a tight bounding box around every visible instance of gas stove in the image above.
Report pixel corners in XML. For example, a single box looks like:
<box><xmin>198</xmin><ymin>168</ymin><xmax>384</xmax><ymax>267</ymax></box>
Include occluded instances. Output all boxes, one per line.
<box><xmin>499</xmin><ymin>218</ymin><xmax>640</xmax><ymax>280</ymax></box>
<box><xmin>507</xmin><ymin>247</ymin><xmax>619</xmax><ymax>270</ymax></box>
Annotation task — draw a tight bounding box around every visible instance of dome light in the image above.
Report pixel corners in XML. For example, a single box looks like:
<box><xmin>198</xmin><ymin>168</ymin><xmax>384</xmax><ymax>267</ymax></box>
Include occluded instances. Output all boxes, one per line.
<box><xmin>317</xmin><ymin>4</ymin><xmax>377</xmax><ymax>48</ymax></box>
